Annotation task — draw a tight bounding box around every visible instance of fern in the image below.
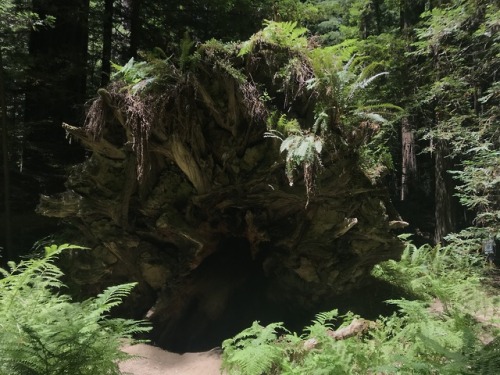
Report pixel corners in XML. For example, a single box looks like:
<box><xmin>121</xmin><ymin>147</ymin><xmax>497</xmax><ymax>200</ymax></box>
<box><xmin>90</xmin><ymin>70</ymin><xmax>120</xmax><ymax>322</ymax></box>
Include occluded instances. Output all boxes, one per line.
<box><xmin>110</xmin><ymin>54</ymin><xmax>172</xmax><ymax>95</ymax></box>
<box><xmin>222</xmin><ymin>321</ymin><xmax>287</xmax><ymax>375</ymax></box>
<box><xmin>372</xmin><ymin>241</ymin><xmax>485</xmax><ymax>306</ymax></box>
<box><xmin>473</xmin><ymin>337</ymin><xmax>500</xmax><ymax>375</ymax></box>
<box><xmin>0</xmin><ymin>244</ymin><xmax>151</xmax><ymax>375</ymax></box>
<box><xmin>223</xmin><ymin>240</ymin><xmax>500</xmax><ymax>374</ymax></box>
<box><xmin>179</xmin><ymin>32</ymin><xmax>201</xmax><ymax>71</ymax></box>
<box><xmin>239</xmin><ymin>20</ymin><xmax>308</xmax><ymax>56</ymax></box>
<box><xmin>303</xmin><ymin>309</ymin><xmax>338</xmax><ymax>338</ymax></box>
<box><xmin>279</xmin><ymin>132</ymin><xmax>323</xmax><ymax>206</ymax></box>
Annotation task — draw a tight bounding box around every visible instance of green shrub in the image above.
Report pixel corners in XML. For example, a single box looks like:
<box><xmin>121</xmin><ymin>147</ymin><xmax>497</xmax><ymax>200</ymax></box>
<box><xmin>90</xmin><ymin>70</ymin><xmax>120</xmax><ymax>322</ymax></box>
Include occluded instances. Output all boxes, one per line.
<box><xmin>0</xmin><ymin>244</ymin><xmax>150</xmax><ymax>375</ymax></box>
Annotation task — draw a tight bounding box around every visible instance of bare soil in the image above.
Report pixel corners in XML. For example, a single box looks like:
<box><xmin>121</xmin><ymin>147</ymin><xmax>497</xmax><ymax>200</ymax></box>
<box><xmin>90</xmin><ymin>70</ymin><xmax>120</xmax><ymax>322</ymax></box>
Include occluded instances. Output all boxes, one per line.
<box><xmin>119</xmin><ymin>344</ymin><xmax>224</xmax><ymax>375</ymax></box>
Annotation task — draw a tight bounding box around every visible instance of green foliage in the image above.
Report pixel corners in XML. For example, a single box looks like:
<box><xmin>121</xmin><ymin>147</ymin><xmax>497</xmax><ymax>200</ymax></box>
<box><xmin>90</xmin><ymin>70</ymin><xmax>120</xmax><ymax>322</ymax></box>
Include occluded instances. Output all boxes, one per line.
<box><xmin>201</xmin><ymin>39</ymin><xmax>247</xmax><ymax>83</ymax></box>
<box><xmin>452</xmin><ymin>148</ymin><xmax>500</xmax><ymax>226</ymax></box>
<box><xmin>111</xmin><ymin>57</ymin><xmax>158</xmax><ymax>94</ymax></box>
<box><xmin>358</xmin><ymin>141</ymin><xmax>393</xmax><ymax>182</ymax></box>
<box><xmin>445</xmin><ymin>145</ymin><xmax>500</xmax><ymax>251</ymax></box>
<box><xmin>307</xmin><ymin>50</ymin><xmax>392</xmax><ymax>131</ymax></box>
<box><xmin>306</xmin><ymin>47</ymin><xmax>400</xmax><ymax>181</ymax></box>
<box><xmin>109</xmin><ymin>50</ymin><xmax>183</xmax><ymax>96</ymax></box>
<box><xmin>239</xmin><ymin>20</ymin><xmax>308</xmax><ymax>56</ymax></box>
<box><xmin>373</xmin><ymin>240</ymin><xmax>485</xmax><ymax>305</ymax></box>
<box><xmin>265</xmin><ymin>114</ymin><xmax>323</xmax><ymax>206</ymax></box>
<box><xmin>306</xmin><ymin>0</ymin><xmax>401</xmax><ymax>45</ymax></box>
<box><xmin>271</xmin><ymin>0</ymin><xmax>320</xmax><ymax>24</ymax></box>
<box><xmin>266</xmin><ymin>113</ymin><xmax>301</xmax><ymax>136</ymax></box>
<box><xmin>409</xmin><ymin>0</ymin><xmax>500</xmax><ymax>240</ymax></box>
<box><xmin>0</xmin><ymin>244</ymin><xmax>150</xmax><ymax>375</ymax></box>
<box><xmin>221</xmin><ymin>321</ymin><xmax>291</xmax><ymax>375</ymax></box>
<box><xmin>0</xmin><ymin>1</ymin><xmax>53</xmax><ymax>34</ymax></box>
<box><xmin>246</xmin><ymin>20</ymin><xmax>402</xmax><ymax>198</ymax></box>
<box><xmin>222</xmin><ymin>241</ymin><xmax>500</xmax><ymax>374</ymax></box>
<box><xmin>179</xmin><ymin>32</ymin><xmax>201</xmax><ymax>71</ymax></box>
<box><xmin>280</xmin><ymin>133</ymin><xmax>323</xmax><ymax>184</ymax></box>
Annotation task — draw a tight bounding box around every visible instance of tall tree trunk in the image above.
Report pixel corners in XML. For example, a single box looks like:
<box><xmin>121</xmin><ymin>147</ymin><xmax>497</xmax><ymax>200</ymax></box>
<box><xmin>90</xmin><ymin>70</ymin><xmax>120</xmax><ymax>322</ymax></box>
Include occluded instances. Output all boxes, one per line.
<box><xmin>434</xmin><ymin>140</ymin><xmax>455</xmax><ymax>243</ymax></box>
<box><xmin>399</xmin><ymin>0</ymin><xmax>406</xmax><ymax>30</ymax></box>
<box><xmin>0</xmin><ymin>47</ymin><xmax>13</xmax><ymax>260</ymax></box>
<box><xmin>27</xmin><ymin>0</ymin><xmax>90</xmax><ymax>124</ymax></box>
<box><xmin>129</xmin><ymin>0</ymin><xmax>141</xmax><ymax>58</ymax></box>
<box><xmin>400</xmin><ymin>117</ymin><xmax>417</xmax><ymax>201</ymax></box>
<box><xmin>373</xmin><ymin>0</ymin><xmax>382</xmax><ymax>34</ymax></box>
<box><xmin>400</xmin><ymin>0</ymin><xmax>426</xmax><ymax>30</ymax></box>
<box><xmin>24</xmin><ymin>0</ymin><xmax>89</xmax><ymax>185</ymax></box>
<box><xmin>101</xmin><ymin>0</ymin><xmax>114</xmax><ymax>86</ymax></box>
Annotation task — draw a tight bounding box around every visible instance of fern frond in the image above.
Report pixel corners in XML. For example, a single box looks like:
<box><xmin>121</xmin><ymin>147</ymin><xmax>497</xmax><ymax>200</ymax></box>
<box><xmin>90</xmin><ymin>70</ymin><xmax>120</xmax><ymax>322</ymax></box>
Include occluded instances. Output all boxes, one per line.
<box><xmin>355</xmin><ymin>111</ymin><xmax>387</xmax><ymax>123</ymax></box>
<box><xmin>356</xmin><ymin>103</ymin><xmax>404</xmax><ymax>112</ymax></box>
<box><xmin>239</xmin><ymin>20</ymin><xmax>308</xmax><ymax>57</ymax></box>
<box><xmin>94</xmin><ymin>282</ymin><xmax>137</xmax><ymax>311</ymax></box>
<box><xmin>349</xmin><ymin>71</ymin><xmax>388</xmax><ymax>98</ymax></box>
<box><xmin>222</xmin><ymin>321</ymin><xmax>287</xmax><ymax>375</ymax></box>
<box><xmin>313</xmin><ymin>309</ymin><xmax>339</xmax><ymax>327</ymax></box>
<box><xmin>0</xmin><ymin>244</ymin><xmax>150</xmax><ymax>375</ymax></box>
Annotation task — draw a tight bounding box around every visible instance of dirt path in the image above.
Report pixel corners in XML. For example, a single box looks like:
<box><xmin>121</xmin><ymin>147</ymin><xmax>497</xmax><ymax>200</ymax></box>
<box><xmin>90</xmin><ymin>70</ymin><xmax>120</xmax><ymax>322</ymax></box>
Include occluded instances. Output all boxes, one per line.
<box><xmin>119</xmin><ymin>344</ymin><xmax>224</xmax><ymax>375</ymax></box>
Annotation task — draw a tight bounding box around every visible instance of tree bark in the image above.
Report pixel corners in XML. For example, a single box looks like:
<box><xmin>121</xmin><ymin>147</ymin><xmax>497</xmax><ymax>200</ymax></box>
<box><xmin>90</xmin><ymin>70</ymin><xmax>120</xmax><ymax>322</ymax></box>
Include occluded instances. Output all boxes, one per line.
<box><xmin>400</xmin><ymin>0</ymin><xmax>426</xmax><ymax>31</ymax></box>
<box><xmin>373</xmin><ymin>0</ymin><xmax>382</xmax><ymax>34</ymax></box>
<box><xmin>0</xmin><ymin>47</ymin><xmax>13</xmax><ymax>260</ymax></box>
<box><xmin>128</xmin><ymin>0</ymin><xmax>141</xmax><ymax>58</ymax></box>
<box><xmin>27</xmin><ymin>0</ymin><xmax>90</xmax><ymax>124</ymax></box>
<box><xmin>22</xmin><ymin>0</ymin><xmax>89</xmax><ymax>189</ymax></box>
<box><xmin>434</xmin><ymin>140</ymin><xmax>455</xmax><ymax>243</ymax></box>
<box><xmin>101</xmin><ymin>0</ymin><xmax>114</xmax><ymax>87</ymax></box>
<box><xmin>400</xmin><ymin>117</ymin><xmax>417</xmax><ymax>201</ymax></box>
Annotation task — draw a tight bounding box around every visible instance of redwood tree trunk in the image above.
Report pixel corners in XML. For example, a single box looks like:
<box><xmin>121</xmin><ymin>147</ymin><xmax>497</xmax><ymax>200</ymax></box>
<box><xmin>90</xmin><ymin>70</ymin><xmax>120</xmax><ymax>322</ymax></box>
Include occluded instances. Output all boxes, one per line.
<box><xmin>27</xmin><ymin>0</ymin><xmax>90</xmax><ymax>124</ymax></box>
<box><xmin>0</xmin><ymin>47</ymin><xmax>13</xmax><ymax>260</ymax></box>
<box><xmin>434</xmin><ymin>140</ymin><xmax>456</xmax><ymax>243</ymax></box>
<box><xmin>400</xmin><ymin>0</ymin><xmax>426</xmax><ymax>30</ymax></box>
<box><xmin>400</xmin><ymin>117</ymin><xmax>417</xmax><ymax>201</ymax></box>
<box><xmin>101</xmin><ymin>0</ymin><xmax>114</xmax><ymax>87</ymax></box>
<box><xmin>23</xmin><ymin>0</ymin><xmax>89</xmax><ymax>190</ymax></box>
<box><xmin>128</xmin><ymin>0</ymin><xmax>141</xmax><ymax>58</ymax></box>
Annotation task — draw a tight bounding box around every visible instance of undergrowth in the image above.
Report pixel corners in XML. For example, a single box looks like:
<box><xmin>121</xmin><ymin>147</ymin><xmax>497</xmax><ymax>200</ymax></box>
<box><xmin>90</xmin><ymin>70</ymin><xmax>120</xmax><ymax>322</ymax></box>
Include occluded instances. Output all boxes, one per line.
<box><xmin>0</xmin><ymin>244</ymin><xmax>150</xmax><ymax>375</ymax></box>
<box><xmin>222</xmin><ymin>240</ymin><xmax>500</xmax><ymax>374</ymax></box>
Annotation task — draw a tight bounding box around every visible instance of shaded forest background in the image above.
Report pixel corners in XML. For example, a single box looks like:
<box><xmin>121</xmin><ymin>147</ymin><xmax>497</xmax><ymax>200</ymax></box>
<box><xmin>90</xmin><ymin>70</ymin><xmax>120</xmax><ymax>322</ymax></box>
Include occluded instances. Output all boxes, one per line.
<box><xmin>1</xmin><ymin>0</ymin><xmax>498</xmax><ymax>257</ymax></box>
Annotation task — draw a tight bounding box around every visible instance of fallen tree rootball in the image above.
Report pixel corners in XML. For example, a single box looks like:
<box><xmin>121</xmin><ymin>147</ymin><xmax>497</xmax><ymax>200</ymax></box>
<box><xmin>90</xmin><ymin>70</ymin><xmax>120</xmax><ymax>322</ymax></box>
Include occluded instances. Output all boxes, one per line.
<box><xmin>38</xmin><ymin>41</ymin><xmax>404</xmax><ymax>351</ymax></box>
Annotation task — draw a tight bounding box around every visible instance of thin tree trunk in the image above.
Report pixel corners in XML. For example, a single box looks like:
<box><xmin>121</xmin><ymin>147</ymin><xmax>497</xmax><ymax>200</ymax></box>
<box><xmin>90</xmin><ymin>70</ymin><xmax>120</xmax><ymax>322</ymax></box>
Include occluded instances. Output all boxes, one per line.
<box><xmin>400</xmin><ymin>117</ymin><xmax>416</xmax><ymax>201</ymax></box>
<box><xmin>0</xmin><ymin>47</ymin><xmax>13</xmax><ymax>260</ymax></box>
<box><xmin>129</xmin><ymin>0</ymin><xmax>141</xmax><ymax>58</ymax></box>
<box><xmin>79</xmin><ymin>0</ymin><xmax>90</xmax><ymax>101</ymax></box>
<box><xmin>434</xmin><ymin>140</ymin><xmax>455</xmax><ymax>243</ymax></box>
<box><xmin>400</xmin><ymin>0</ymin><xmax>427</xmax><ymax>30</ymax></box>
<box><xmin>28</xmin><ymin>0</ymin><xmax>90</xmax><ymax>122</ymax></box>
<box><xmin>101</xmin><ymin>0</ymin><xmax>114</xmax><ymax>86</ymax></box>
<box><xmin>373</xmin><ymin>0</ymin><xmax>382</xmax><ymax>34</ymax></box>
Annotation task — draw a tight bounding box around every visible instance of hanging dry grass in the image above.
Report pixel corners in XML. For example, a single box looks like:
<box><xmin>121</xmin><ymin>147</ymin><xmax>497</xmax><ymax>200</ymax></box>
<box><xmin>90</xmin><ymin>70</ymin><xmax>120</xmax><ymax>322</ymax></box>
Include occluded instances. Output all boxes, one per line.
<box><xmin>124</xmin><ymin>93</ymin><xmax>153</xmax><ymax>181</ymax></box>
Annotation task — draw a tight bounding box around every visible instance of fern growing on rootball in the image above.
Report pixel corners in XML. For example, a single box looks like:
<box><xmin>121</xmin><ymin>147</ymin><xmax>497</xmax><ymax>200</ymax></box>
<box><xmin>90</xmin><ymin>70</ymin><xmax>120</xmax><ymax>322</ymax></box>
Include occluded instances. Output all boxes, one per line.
<box><xmin>0</xmin><ymin>244</ymin><xmax>150</xmax><ymax>375</ymax></box>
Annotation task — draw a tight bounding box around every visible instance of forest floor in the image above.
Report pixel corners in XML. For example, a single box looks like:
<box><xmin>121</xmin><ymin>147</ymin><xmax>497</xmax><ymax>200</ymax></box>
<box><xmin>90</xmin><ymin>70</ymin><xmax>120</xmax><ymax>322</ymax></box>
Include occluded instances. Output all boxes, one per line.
<box><xmin>119</xmin><ymin>267</ymin><xmax>500</xmax><ymax>375</ymax></box>
<box><xmin>119</xmin><ymin>344</ymin><xmax>224</xmax><ymax>375</ymax></box>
